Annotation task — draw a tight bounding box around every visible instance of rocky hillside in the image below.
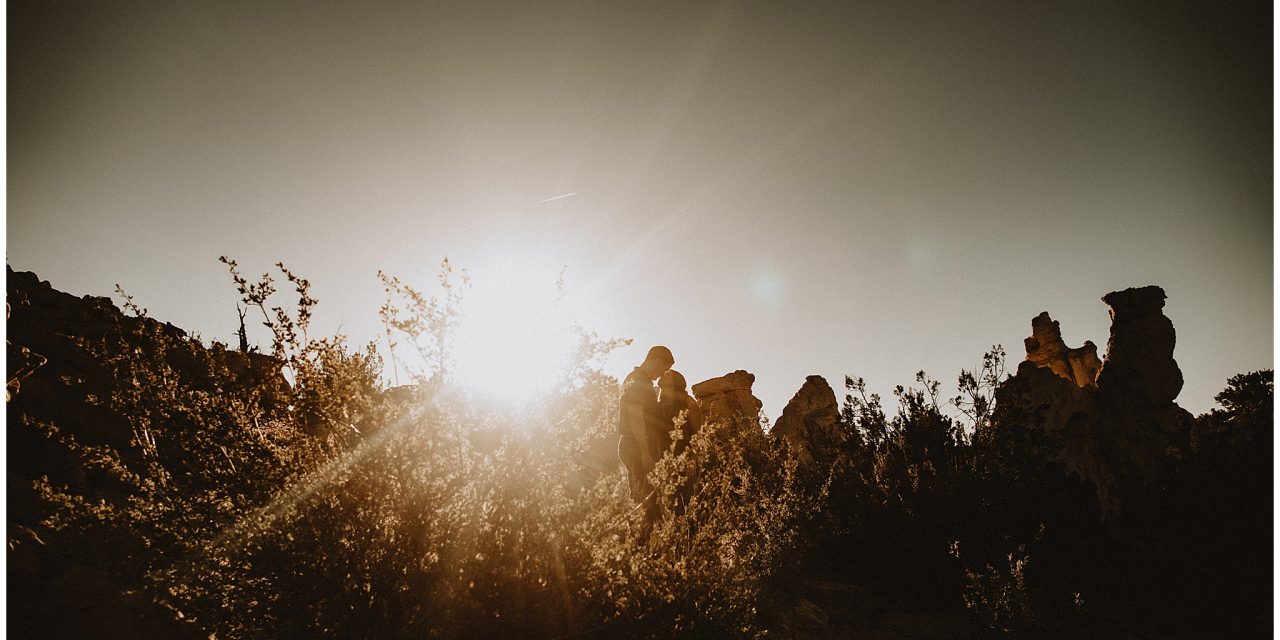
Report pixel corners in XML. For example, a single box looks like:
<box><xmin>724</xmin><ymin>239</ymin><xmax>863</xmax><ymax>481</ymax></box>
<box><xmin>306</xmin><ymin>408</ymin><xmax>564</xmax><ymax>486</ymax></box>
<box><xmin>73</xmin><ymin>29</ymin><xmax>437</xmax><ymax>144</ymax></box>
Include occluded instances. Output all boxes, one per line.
<box><xmin>7</xmin><ymin>267</ymin><xmax>282</xmax><ymax>639</ymax></box>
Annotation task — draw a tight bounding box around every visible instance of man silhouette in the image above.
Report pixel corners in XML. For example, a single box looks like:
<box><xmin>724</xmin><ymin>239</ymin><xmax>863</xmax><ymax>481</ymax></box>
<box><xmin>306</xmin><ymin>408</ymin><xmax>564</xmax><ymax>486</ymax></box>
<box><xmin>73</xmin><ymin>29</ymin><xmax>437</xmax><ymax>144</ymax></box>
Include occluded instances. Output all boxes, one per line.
<box><xmin>618</xmin><ymin>346</ymin><xmax>675</xmax><ymax>509</ymax></box>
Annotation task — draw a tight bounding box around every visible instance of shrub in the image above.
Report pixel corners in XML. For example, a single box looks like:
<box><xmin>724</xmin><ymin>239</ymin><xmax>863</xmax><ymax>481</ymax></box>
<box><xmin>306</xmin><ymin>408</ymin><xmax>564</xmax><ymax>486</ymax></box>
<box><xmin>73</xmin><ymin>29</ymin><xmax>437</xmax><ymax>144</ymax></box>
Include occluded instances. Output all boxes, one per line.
<box><xmin>26</xmin><ymin>259</ymin><xmax>825</xmax><ymax>639</ymax></box>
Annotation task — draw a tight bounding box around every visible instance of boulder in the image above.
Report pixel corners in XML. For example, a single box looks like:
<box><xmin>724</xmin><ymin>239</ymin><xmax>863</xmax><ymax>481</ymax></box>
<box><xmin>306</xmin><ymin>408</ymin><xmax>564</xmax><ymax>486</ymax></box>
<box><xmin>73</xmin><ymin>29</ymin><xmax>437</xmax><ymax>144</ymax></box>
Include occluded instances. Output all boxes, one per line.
<box><xmin>772</xmin><ymin>375</ymin><xmax>841</xmax><ymax>464</ymax></box>
<box><xmin>1096</xmin><ymin>286</ymin><xmax>1183</xmax><ymax>407</ymax></box>
<box><xmin>692</xmin><ymin>370</ymin><xmax>763</xmax><ymax>428</ymax></box>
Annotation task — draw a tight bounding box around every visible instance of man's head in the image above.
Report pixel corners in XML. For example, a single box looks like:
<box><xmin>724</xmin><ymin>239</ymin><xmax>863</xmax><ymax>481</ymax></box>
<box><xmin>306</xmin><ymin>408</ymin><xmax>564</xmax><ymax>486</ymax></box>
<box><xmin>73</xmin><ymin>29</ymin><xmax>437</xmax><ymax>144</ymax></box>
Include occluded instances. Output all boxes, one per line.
<box><xmin>639</xmin><ymin>345</ymin><xmax>675</xmax><ymax>379</ymax></box>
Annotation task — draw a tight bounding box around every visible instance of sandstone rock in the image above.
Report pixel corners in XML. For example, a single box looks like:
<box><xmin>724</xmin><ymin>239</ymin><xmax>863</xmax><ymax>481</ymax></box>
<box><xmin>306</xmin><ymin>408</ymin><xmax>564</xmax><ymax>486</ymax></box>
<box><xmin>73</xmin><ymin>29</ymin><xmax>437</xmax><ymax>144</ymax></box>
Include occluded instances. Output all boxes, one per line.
<box><xmin>1096</xmin><ymin>286</ymin><xmax>1183</xmax><ymax>407</ymax></box>
<box><xmin>1023</xmin><ymin>312</ymin><xmax>1101</xmax><ymax>387</ymax></box>
<box><xmin>692</xmin><ymin>370</ymin><xmax>763</xmax><ymax>428</ymax></box>
<box><xmin>772</xmin><ymin>375</ymin><xmax>841</xmax><ymax>464</ymax></box>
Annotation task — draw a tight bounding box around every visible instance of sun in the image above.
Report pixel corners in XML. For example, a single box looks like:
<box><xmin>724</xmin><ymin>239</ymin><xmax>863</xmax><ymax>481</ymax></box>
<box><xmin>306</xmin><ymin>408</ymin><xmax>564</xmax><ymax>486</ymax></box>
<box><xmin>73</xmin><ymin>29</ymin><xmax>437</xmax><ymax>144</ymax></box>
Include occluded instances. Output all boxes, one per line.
<box><xmin>448</xmin><ymin>254</ymin><xmax>583</xmax><ymax>408</ymax></box>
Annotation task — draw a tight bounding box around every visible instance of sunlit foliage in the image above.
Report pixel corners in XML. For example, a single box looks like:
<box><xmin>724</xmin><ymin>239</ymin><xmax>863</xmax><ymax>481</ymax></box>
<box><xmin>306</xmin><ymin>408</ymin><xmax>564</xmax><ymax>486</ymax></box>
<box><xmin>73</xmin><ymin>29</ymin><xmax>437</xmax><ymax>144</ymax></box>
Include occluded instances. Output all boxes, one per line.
<box><xmin>25</xmin><ymin>259</ymin><xmax>823</xmax><ymax>639</ymax></box>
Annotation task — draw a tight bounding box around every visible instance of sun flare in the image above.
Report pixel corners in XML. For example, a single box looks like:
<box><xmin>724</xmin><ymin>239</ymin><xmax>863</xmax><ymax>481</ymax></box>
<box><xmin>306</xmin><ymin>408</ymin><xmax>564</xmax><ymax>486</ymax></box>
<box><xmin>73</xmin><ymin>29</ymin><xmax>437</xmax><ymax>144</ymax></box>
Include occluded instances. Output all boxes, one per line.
<box><xmin>449</xmin><ymin>255</ymin><xmax>584</xmax><ymax>408</ymax></box>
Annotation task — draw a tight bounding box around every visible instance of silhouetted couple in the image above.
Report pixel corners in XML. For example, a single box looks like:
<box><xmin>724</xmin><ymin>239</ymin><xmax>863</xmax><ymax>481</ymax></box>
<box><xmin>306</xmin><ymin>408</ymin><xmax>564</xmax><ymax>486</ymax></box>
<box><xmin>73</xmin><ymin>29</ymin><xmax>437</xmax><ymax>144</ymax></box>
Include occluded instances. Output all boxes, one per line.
<box><xmin>617</xmin><ymin>346</ymin><xmax>703</xmax><ymax>531</ymax></box>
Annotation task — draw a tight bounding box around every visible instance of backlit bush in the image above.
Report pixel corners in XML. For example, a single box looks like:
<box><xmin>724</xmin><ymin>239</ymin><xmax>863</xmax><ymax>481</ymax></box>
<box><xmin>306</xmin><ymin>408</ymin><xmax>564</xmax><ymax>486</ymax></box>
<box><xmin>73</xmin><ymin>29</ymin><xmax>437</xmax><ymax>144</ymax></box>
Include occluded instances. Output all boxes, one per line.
<box><xmin>27</xmin><ymin>260</ymin><xmax>823</xmax><ymax>639</ymax></box>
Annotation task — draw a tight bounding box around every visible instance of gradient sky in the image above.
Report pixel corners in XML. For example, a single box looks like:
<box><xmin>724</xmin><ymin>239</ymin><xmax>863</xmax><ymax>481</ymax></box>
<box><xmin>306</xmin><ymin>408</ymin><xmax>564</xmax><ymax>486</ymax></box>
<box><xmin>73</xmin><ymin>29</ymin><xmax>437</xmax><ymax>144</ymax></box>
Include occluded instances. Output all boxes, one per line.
<box><xmin>8</xmin><ymin>1</ymin><xmax>1272</xmax><ymax>418</ymax></box>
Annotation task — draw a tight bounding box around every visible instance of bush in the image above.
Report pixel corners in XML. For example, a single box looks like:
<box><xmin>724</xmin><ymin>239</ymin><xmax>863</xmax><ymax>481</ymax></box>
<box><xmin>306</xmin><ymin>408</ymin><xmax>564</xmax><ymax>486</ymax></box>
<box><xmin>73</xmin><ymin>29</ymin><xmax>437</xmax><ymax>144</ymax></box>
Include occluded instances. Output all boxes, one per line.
<box><xmin>24</xmin><ymin>259</ymin><xmax>823</xmax><ymax>639</ymax></box>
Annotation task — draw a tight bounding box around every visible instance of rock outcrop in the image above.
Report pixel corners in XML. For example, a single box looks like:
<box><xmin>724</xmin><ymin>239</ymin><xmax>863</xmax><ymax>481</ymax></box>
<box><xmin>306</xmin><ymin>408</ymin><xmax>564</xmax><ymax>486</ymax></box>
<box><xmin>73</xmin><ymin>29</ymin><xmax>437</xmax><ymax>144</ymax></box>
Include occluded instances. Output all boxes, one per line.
<box><xmin>692</xmin><ymin>370</ymin><xmax>763</xmax><ymax>428</ymax></box>
<box><xmin>999</xmin><ymin>285</ymin><xmax>1193</xmax><ymax>520</ymax></box>
<box><xmin>1096</xmin><ymin>286</ymin><xmax>1183</xmax><ymax>407</ymax></box>
<box><xmin>1023</xmin><ymin>312</ymin><xmax>1102</xmax><ymax>388</ymax></box>
<box><xmin>772</xmin><ymin>375</ymin><xmax>841</xmax><ymax>464</ymax></box>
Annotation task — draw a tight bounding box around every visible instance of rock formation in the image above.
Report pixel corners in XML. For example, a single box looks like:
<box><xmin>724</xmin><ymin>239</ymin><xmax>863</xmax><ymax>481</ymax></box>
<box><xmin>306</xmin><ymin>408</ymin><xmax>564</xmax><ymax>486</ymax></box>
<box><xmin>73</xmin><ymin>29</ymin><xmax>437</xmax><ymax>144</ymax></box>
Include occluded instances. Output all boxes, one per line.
<box><xmin>1096</xmin><ymin>286</ymin><xmax>1183</xmax><ymax>407</ymax></box>
<box><xmin>772</xmin><ymin>375</ymin><xmax>841</xmax><ymax>464</ymax></box>
<box><xmin>692</xmin><ymin>370</ymin><xmax>763</xmax><ymax>428</ymax></box>
<box><xmin>1023</xmin><ymin>312</ymin><xmax>1102</xmax><ymax>388</ymax></box>
<box><xmin>999</xmin><ymin>285</ymin><xmax>1193</xmax><ymax>520</ymax></box>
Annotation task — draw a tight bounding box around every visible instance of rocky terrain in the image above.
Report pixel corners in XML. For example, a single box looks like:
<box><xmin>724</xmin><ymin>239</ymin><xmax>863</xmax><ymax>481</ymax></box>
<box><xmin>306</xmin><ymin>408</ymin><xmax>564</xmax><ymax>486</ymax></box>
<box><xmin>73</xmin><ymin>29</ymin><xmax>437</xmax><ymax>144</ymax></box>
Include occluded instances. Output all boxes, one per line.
<box><xmin>7</xmin><ymin>268</ymin><xmax>1269</xmax><ymax>639</ymax></box>
<box><xmin>7</xmin><ymin>268</ymin><xmax>213</xmax><ymax>638</ymax></box>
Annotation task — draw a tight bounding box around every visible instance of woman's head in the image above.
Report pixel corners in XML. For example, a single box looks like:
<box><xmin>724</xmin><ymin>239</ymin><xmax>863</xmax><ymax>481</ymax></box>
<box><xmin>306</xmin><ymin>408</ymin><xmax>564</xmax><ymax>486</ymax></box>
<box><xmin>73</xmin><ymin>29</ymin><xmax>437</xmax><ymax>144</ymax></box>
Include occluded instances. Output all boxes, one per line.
<box><xmin>658</xmin><ymin>369</ymin><xmax>687</xmax><ymax>395</ymax></box>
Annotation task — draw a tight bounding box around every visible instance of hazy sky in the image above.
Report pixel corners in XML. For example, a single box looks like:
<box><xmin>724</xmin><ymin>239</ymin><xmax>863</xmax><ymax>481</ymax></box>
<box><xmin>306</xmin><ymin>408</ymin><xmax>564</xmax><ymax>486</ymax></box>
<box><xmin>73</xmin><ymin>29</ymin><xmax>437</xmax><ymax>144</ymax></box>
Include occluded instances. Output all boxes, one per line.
<box><xmin>9</xmin><ymin>1</ymin><xmax>1272</xmax><ymax>417</ymax></box>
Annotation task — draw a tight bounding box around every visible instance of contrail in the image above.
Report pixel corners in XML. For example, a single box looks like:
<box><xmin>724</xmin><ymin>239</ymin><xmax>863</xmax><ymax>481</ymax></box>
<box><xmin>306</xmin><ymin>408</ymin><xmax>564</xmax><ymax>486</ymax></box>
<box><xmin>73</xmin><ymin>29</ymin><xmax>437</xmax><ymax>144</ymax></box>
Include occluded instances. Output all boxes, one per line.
<box><xmin>536</xmin><ymin>192</ymin><xmax>578</xmax><ymax>204</ymax></box>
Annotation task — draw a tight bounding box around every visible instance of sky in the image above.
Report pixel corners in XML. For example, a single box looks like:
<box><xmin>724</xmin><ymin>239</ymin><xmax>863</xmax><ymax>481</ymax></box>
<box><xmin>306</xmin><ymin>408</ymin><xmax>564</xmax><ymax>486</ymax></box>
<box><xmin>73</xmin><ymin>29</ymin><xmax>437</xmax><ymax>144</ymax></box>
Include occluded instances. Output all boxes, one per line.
<box><xmin>8</xmin><ymin>0</ymin><xmax>1273</xmax><ymax>418</ymax></box>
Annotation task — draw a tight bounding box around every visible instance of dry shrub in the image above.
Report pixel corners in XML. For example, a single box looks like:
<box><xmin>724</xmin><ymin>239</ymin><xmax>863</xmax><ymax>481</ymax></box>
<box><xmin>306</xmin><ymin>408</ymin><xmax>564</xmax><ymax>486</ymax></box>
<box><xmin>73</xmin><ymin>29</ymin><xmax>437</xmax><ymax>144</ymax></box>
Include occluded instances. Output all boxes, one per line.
<box><xmin>29</xmin><ymin>260</ymin><xmax>823</xmax><ymax>639</ymax></box>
